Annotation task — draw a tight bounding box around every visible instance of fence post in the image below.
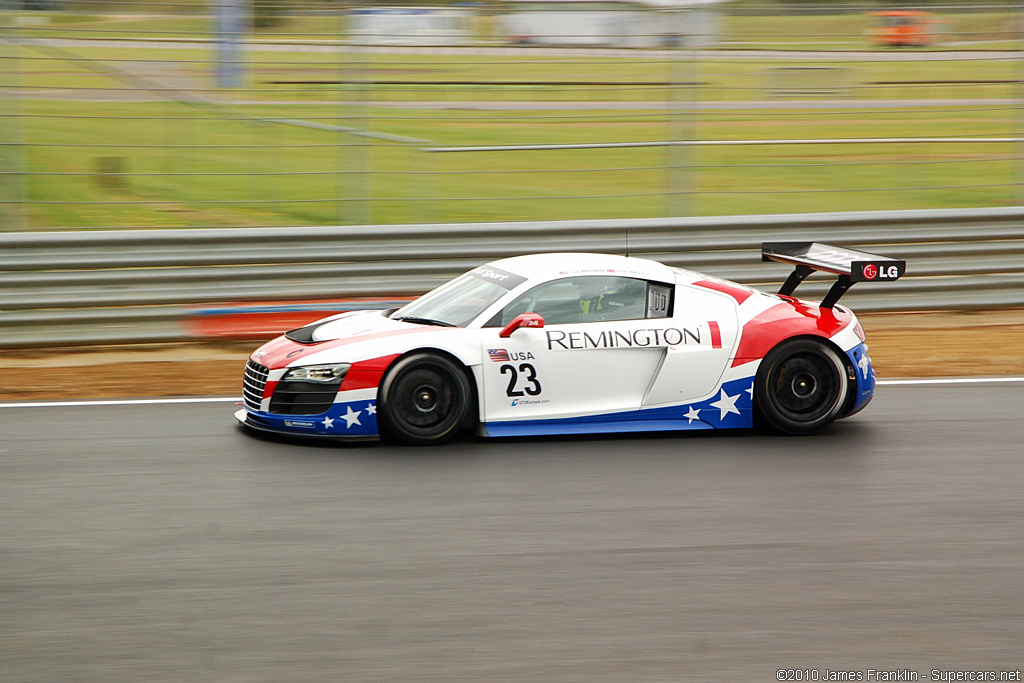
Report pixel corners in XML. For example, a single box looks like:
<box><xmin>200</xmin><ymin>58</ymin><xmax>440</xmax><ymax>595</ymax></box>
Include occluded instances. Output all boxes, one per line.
<box><xmin>214</xmin><ymin>0</ymin><xmax>247</xmax><ymax>89</ymax></box>
<box><xmin>1018</xmin><ymin>1</ymin><xmax>1024</xmax><ymax>203</ymax></box>
<box><xmin>666</xmin><ymin>7</ymin><xmax>697</xmax><ymax>218</ymax></box>
<box><xmin>0</xmin><ymin>1</ymin><xmax>26</xmax><ymax>231</ymax></box>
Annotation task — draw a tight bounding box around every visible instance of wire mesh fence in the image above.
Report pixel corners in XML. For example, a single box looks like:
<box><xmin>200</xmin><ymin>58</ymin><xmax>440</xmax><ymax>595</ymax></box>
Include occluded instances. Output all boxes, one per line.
<box><xmin>1</xmin><ymin>1</ymin><xmax>1023</xmax><ymax>230</ymax></box>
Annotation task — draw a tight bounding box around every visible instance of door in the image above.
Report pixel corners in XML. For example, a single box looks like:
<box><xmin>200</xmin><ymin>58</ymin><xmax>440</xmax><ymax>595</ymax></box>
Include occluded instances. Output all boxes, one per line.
<box><xmin>478</xmin><ymin>275</ymin><xmax>674</xmax><ymax>422</ymax></box>
<box><xmin>641</xmin><ymin>283</ymin><xmax>740</xmax><ymax>407</ymax></box>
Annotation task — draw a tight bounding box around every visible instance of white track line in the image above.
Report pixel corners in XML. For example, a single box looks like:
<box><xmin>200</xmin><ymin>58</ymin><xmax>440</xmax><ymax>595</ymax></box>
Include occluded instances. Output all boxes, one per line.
<box><xmin>1</xmin><ymin>377</ymin><xmax>1024</xmax><ymax>409</ymax></box>
<box><xmin>877</xmin><ymin>377</ymin><xmax>1024</xmax><ymax>386</ymax></box>
<box><xmin>0</xmin><ymin>397</ymin><xmax>241</xmax><ymax>409</ymax></box>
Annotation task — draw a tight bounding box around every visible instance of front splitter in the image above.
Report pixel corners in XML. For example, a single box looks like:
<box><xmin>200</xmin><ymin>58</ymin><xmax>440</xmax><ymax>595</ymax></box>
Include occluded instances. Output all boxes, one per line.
<box><xmin>234</xmin><ymin>409</ymin><xmax>379</xmax><ymax>442</ymax></box>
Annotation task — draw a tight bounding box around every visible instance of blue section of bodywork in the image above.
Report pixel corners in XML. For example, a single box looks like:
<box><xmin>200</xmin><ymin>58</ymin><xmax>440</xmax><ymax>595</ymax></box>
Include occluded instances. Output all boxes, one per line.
<box><xmin>484</xmin><ymin>377</ymin><xmax>756</xmax><ymax>438</ymax></box>
<box><xmin>844</xmin><ymin>342</ymin><xmax>875</xmax><ymax>416</ymax></box>
<box><xmin>239</xmin><ymin>399</ymin><xmax>380</xmax><ymax>439</ymax></box>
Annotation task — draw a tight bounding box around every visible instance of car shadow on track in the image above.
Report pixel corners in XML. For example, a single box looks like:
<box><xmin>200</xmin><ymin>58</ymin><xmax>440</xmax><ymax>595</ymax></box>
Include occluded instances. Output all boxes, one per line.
<box><xmin>236</xmin><ymin>418</ymin><xmax>873</xmax><ymax>459</ymax></box>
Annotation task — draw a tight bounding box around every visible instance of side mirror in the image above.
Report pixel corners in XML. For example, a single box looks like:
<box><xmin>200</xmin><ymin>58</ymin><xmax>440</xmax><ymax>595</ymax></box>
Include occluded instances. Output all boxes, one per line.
<box><xmin>499</xmin><ymin>313</ymin><xmax>545</xmax><ymax>339</ymax></box>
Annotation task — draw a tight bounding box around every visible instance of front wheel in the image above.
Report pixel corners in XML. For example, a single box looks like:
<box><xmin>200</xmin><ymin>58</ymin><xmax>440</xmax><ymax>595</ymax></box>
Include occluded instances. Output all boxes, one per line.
<box><xmin>377</xmin><ymin>353</ymin><xmax>472</xmax><ymax>446</ymax></box>
<box><xmin>754</xmin><ymin>338</ymin><xmax>848</xmax><ymax>435</ymax></box>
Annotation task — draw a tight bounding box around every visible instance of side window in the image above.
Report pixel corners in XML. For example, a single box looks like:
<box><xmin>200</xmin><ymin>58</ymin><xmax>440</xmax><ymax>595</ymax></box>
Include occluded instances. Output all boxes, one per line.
<box><xmin>488</xmin><ymin>276</ymin><xmax>670</xmax><ymax>326</ymax></box>
<box><xmin>578</xmin><ymin>276</ymin><xmax>647</xmax><ymax>322</ymax></box>
<box><xmin>499</xmin><ymin>281</ymin><xmax>583</xmax><ymax>326</ymax></box>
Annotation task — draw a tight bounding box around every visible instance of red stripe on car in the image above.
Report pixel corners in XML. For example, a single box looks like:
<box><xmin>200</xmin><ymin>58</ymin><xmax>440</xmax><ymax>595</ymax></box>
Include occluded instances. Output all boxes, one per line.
<box><xmin>252</xmin><ymin>327</ymin><xmax>435</xmax><ymax>370</ymax></box>
<box><xmin>693</xmin><ymin>280</ymin><xmax>753</xmax><ymax>305</ymax></box>
<box><xmin>341</xmin><ymin>354</ymin><xmax>402</xmax><ymax>391</ymax></box>
<box><xmin>730</xmin><ymin>302</ymin><xmax>851</xmax><ymax>368</ymax></box>
<box><xmin>708</xmin><ymin>320</ymin><xmax>722</xmax><ymax>349</ymax></box>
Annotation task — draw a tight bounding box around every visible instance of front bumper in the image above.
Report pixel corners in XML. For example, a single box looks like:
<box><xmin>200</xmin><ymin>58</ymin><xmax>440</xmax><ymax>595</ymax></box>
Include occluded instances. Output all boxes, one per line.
<box><xmin>235</xmin><ymin>396</ymin><xmax>381</xmax><ymax>441</ymax></box>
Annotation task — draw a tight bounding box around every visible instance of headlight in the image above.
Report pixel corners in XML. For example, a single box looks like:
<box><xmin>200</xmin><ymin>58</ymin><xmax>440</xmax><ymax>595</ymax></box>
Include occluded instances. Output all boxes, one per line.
<box><xmin>282</xmin><ymin>363</ymin><xmax>350</xmax><ymax>383</ymax></box>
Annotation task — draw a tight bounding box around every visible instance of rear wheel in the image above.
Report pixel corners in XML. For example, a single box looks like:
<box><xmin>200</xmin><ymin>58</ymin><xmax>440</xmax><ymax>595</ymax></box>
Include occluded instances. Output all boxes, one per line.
<box><xmin>378</xmin><ymin>353</ymin><xmax>471</xmax><ymax>446</ymax></box>
<box><xmin>755</xmin><ymin>338</ymin><xmax>848</xmax><ymax>435</ymax></box>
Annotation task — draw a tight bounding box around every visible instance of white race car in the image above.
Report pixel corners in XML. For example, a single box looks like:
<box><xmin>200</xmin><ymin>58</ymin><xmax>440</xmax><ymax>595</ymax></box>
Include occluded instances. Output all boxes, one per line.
<box><xmin>236</xmin><ymin>244</ymin><xmax>904</xmax><ymax>445</ymax></box>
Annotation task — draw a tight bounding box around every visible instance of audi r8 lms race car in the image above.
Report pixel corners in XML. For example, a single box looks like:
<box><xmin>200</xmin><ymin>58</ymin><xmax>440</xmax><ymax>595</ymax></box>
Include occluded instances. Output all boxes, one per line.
<box><xmin>236</xmin><ymin>243</ymin><xmax>905</xmax><ymax>445</ymax></box>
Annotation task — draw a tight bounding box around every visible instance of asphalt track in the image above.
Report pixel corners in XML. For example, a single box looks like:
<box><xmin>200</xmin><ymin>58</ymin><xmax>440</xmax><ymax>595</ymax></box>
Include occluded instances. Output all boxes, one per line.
<box><xmin>2</xmin><ymin>381</ymin><xmax>1023</xmax><ymax>681</ymax></box>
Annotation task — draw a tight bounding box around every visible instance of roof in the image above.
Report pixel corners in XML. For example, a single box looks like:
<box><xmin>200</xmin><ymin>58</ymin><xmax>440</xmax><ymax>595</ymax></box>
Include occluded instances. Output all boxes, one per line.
<box><xmin>490</xmin><ymin>252</ymin><xmax>677</xmax><ymax>284</ymax></box>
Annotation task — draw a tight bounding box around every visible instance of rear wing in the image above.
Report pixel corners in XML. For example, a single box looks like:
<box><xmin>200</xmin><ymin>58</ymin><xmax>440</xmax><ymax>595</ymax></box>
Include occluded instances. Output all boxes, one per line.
<box><xmin>762</xmin><ymin>242</ymin><xmax>906</xmax><ymax>309</ymax></box>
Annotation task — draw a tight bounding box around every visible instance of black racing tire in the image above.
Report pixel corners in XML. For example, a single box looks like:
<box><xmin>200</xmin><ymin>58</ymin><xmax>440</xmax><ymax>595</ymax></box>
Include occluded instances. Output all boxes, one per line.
<box><xmin>754</xmin><ymin>338</ymin><xmax>849</xmax><ymax>436</ymax></box>
<box><xmin>377</xmin><ymin>353</ymin><xmax>472</xmax><ymax>446</ymax></box>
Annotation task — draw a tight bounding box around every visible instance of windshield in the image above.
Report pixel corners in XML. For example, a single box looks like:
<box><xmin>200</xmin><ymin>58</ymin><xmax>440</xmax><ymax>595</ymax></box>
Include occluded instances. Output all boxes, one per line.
<box><xmin>392</xmin><ymin>265</ymin><xmax>526</xmax><ymax>328</ymax></box>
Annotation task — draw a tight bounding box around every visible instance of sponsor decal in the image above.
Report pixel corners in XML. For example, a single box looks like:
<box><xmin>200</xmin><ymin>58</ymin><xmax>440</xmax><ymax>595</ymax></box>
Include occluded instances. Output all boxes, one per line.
<box><xmin>805</xmin><ymin>244</ymin><xmax>862</xmax><ymax>263</ymax></box>
<box><xmin>254</xmin><ymin>348</ymin><xmax>267</xmax><ymax>359</ymax></box>
<box><xmin>556</xmin><ymin>267</ymin><xmax>646</xmax><ymax>277</ymax></box>
<box><xmin>476</xmin><ymin>268</ymin><xmax>510</xmax><ymax>282</ymax></box>
<box><xmin>470</xmin><ymin>265</ymin><xmax>527</xmax><ymax>290</ymax></box>
<box><xmin>490</xmin><ymin>349</ymin><xmax>536</xmax><ymax>363</ymax></box>
<box><xmin>857</xmin><ymin>353</ymin><xmax>871</xmax><ymax>380</ymax></box>
<box><xmin>510</xmin><ymin>398</ymin><xmax>550</xmax><ymax>407</ymax></box>
<box><xmin>284</xmin><ymin>419</ymin><xmax>316</xmax><ymax>429</ymax></box>
<box><xmin>546</xmin><ymin>326</ymin><xmax>703</xmax><ymax>350</ymax></box>
<box><xmin>859</xmin><ymin>262</ymin><xmax>902</xmax><ymax>281</ymax></box>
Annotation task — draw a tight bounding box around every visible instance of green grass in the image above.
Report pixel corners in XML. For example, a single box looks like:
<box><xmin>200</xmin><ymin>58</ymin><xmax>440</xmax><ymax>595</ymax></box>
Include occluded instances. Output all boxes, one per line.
<box><xmin>4</xmin><ymin>13</ymin><xmax>1024</xmax><ymax>230</ymax></box>
<box><xmin>14</xmin><ymin>98</ymin><xmax>1019</xmax><ymax>228</ymax></box>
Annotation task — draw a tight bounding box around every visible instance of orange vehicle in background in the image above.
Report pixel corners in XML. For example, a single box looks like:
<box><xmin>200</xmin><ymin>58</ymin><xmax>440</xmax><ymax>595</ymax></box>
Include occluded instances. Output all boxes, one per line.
<box><xmin>869</xmin><ymin>10</ymin><xmax>942</xmax><ymax>47</ymax></box>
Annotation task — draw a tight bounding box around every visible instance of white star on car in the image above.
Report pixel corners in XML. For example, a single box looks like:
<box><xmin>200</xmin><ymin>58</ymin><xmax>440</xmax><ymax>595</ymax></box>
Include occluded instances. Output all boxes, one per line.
<box><xmin>710</xmin><ymin>389</ymin><xmax>741</xmax><ymax>421</ymax></box>
<box><xmin>746</xmin><ymin>383</ymin><xmax>754</xmax><ymax>398</ymax></box>
<box><xmin>321</xmin><ymin>416</ymin><xmax>334</xmax><ymax>429</ymax></box>
<box><xmin>342</xmin><ymin>406</ymin><xmax>362</xmax><ymax>428</ymax></box>
<box><xmin>684</xmin><ymin>406</ymin><xmax>701</xmax><ymax>424</ymax></box>
<box><xmin>366</xmin><ymin>403</ymin><xmax>377</xmax><ymax>415</ymax></box>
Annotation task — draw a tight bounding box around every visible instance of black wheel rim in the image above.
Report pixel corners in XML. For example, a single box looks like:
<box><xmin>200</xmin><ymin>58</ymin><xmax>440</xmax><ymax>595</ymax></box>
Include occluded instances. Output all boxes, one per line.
<box><xmin>390</xmin><ymin>365</ymin><xmax>458</xmax><ymax>432</ymax></box>
<box><xmin>770</xmin><ymin>351</ymin><xmax>840</xmax><ymax>421</ymax></box>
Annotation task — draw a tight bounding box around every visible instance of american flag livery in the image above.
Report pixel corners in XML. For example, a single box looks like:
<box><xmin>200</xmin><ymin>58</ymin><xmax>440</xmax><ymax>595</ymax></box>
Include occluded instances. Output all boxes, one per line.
<box><xmin>235</xmin><ymin>248</ymin><xmax>899</xmax><ymax>445</ymax></box>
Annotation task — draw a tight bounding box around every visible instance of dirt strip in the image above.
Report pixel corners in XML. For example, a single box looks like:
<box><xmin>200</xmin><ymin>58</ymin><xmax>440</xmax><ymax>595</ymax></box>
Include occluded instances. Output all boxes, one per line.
<box><xmin>1</xmin><ymin>310</ymin><xmax>1022</xmax><ymax>402</ymax></box>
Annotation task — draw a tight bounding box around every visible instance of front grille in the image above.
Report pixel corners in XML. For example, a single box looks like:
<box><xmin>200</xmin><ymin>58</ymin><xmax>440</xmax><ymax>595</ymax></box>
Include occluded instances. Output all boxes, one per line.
<box><xmin>243</xmin><ymin>360</ymin><xmax>269</xmax><ymax>411</ymax></box>
<box><xmin>269</xmin><ymin>380</ymin><xmax>342</xmax><ymax>416</ymax></box>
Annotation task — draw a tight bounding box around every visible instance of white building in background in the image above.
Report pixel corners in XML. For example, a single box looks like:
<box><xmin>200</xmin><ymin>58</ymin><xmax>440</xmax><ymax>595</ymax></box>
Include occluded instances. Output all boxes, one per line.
<box><xmin>499</xmin><ymin>0</ymin><xmax>727</xmax><ymax>48</ymax></box>
<box><xmin>348</xmin><ymin>7</ymin><xmax>475</xmax><ymax>46</ymax></box>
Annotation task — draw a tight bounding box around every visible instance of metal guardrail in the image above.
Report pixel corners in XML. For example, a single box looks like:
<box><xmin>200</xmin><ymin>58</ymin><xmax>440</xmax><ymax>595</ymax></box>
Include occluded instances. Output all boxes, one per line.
<box><xmin>2</xmin><ymin>206</ymin><xmax>1024</xmax><ymax>348</ymax></box>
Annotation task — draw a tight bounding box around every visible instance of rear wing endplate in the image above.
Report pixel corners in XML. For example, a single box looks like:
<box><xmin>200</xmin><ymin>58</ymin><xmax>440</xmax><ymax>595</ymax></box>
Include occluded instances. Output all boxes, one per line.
<box><xmin>762</xmin><ymin>242</ymin><xmax>906</xmax><ymax>309</ymax></box>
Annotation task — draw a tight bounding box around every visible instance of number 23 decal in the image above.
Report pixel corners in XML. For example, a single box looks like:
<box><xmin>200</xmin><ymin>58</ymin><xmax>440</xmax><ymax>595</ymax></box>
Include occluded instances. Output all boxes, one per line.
<box><xmin>500</xmin><ymin>363</ymin><xmax>542</xmax><ymax>397</ymax></box>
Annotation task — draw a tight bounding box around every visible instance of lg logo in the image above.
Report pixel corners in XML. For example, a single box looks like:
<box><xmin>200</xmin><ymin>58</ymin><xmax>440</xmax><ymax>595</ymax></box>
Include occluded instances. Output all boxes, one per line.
<box><xmin>862</xmin><ymin>263</ymin><xmax>900</xmax><ymax>280</ymax></box>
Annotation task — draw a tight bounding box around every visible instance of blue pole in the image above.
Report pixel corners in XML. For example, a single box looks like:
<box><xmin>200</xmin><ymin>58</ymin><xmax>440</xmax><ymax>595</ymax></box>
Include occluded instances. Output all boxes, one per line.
<box><xmin>215</xmin><ymin>0</ymin><xmax>246</xmax><ymax>88</ymax></box>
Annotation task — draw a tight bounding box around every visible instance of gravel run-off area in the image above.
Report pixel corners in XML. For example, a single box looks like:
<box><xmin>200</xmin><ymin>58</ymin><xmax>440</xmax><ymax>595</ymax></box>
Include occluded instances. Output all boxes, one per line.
<box><xmin>1</xmin><ymin>310</ymin><xmax>1023</xmax><ymax>402</ymax></box>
